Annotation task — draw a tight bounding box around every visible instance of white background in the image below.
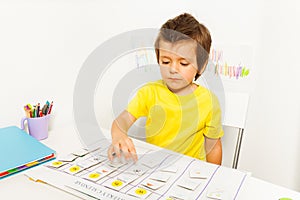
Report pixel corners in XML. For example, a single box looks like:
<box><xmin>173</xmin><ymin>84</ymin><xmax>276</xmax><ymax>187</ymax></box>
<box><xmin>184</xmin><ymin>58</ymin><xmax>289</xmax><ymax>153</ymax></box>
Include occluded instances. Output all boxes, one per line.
<box><xmin>0</xmin><ymin>0</ymin><xmax>299</xmax><ymax>191</ymax></box>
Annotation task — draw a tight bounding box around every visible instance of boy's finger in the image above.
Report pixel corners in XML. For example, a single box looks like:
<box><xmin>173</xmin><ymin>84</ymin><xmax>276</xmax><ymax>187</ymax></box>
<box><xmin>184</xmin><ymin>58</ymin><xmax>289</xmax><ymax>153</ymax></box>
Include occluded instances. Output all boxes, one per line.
<box><xmin>112</xmin><ymin>144</ymin><xmax>121</xmax><ymax>158</ymax></box>
<box><xmin>107</xmin><ymin>145</ymin><xmax>115</xmax><ymax>161</ymax></box>
<box><xmin>131</xmin><ymin>151</ymin><xmax>138</xmax><ymax>162</ymax></box>
<box><xmin>126</xmin><ymin>139</ymin><xmax>138</xmax><ymax>162</ymax></box>
<box><xmin>120</xmin><ymin>140</ymin><xmax>134</xmax><ymax>160</ymax></box>
<box><xmin>129</xmin><ymin>147</ymin><xmax>138</xmax><ymax>162</ymax></box>
<box><xmin>121</xmin><ymin>148</ymin><xmax>131</xmax><ymax>160</ymax></box>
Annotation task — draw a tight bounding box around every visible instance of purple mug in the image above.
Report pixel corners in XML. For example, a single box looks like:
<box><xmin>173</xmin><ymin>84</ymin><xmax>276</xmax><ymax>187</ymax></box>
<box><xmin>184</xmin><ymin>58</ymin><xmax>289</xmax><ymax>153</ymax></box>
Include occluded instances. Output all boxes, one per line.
<box><xmin>21</xmin><ymin>115</ymin><xmax>50</xmax><ymax>140</ymax></box>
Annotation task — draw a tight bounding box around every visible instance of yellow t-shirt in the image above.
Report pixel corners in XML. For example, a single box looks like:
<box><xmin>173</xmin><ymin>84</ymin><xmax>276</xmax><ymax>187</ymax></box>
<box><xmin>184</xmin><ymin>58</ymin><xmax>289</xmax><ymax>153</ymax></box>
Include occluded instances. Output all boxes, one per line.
<box><xmin>126</xmin><ymin>80</ymin><xmax>224</xmax><ymax>160</ymax></box>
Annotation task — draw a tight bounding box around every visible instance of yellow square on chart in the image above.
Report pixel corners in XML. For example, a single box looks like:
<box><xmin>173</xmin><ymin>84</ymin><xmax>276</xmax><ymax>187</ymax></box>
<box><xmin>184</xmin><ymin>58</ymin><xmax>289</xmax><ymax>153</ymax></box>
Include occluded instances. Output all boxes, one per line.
<box><xmin>126</xmin><ymin>187</ymin><xmax>152</xmax><ymax>199</ymax></box>
<box><xmin>103</xmin><ymin>179</ymin><xmax>127</xmax><ymax>191</ymax></box>
<box><xmin>64</xmin><ymin>165</ymin><xmax>83</xmax><ymax>175</ymax></box>
<box><xmin>49</xmin><ymin>161</ymin><xmax>66</xmax><ymax>168</ymax></box>
<box><xmin>82</xmin><ymin>172</ymin><xmax>103</xmax><ymax>182</ymax></box>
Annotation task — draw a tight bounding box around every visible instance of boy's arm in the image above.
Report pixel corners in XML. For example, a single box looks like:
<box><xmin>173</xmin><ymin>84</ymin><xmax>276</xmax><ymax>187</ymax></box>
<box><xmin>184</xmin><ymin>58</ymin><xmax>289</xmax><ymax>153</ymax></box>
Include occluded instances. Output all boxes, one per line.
<box><xmin>108</xmin><ymin>110</ymin><xmax>137</xmax><ymax>161</ymax></box>
<box><xmin>205</xmin><ymin>137</ymin><xmax>222</xmax><ymax>165</ymax></box>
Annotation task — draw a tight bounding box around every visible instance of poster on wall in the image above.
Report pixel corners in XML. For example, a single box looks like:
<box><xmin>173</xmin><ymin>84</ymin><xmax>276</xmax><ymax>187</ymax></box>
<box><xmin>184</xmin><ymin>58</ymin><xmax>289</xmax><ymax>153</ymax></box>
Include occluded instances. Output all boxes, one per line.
<box><xmin>206</xmin><ymin>44</ymin><xmax>253</xmax><ymax>93</ymax></box>
<box><xmin>134</xmin><ymin>44</ymin><xmax>253</xmax><ymax>93</ymax></box>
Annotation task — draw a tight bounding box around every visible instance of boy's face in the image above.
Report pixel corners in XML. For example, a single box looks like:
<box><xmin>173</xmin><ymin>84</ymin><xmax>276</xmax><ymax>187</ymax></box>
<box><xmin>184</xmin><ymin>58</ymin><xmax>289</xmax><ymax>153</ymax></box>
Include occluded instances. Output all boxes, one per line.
<box><xmin>158</xmin><ymin>40</ymin><xmax>198</xmax><ymax>95</ymax></box>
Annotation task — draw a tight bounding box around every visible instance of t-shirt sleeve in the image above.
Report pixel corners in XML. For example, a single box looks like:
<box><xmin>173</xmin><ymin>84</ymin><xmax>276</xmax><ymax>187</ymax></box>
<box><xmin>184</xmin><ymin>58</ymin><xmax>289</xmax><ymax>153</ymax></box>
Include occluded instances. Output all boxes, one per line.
<box><xmin>126</xmin><ymin>85</ymin><xmax>149</xmax><ymax>119</ymax></box>
<box><xmin>204</xmin><ymin>93</ymin><xmax>224</xmax><ymax>139</ymax></box>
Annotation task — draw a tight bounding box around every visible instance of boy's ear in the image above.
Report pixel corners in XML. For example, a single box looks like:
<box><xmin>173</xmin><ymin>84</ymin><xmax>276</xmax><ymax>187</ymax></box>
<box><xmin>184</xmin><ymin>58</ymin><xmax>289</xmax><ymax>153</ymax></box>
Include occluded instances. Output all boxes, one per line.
<box><xmin>199</xmin><ymin>60</ymin><xmax>209</xmax><ymax>75</ymax></box>
<box><xmin>194</xmin><ymin>60</ymin><xmax>209</xmax><ymax>80</ymax></box>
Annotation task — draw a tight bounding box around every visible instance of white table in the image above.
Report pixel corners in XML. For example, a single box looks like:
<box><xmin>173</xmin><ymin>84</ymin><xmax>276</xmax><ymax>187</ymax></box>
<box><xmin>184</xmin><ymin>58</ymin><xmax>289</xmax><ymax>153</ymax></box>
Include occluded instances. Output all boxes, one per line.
<box><xmin>0</xmin><ymin>125</ymin><xmax>299</xmax><ymax>200</ymax></box>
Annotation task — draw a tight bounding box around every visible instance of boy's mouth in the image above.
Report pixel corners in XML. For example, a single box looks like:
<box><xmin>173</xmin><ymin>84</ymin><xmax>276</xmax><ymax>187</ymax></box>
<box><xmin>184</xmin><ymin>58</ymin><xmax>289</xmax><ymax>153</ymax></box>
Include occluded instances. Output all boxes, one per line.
<box><xmin>168</xmin><ymin>77</ymin><xmax>181</xmax><ymax>81</ymax></box>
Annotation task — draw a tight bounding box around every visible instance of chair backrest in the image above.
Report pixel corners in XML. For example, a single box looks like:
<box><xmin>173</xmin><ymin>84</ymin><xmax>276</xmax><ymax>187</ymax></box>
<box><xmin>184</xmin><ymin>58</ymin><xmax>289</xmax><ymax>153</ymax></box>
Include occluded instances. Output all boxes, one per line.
<box><xmin>222</xmin><ymin>92</ymin><xmax>249</xmax><ymax>129</ymax></box>
<box><xmin>221</xmin><ymin>92</ymin><xmax>249</xmax><ymax>168</ymax></box>
<box><xmin>221</xmin><ymin>125</ymin><xmax>242</xmax><ymax>168</ymax></box>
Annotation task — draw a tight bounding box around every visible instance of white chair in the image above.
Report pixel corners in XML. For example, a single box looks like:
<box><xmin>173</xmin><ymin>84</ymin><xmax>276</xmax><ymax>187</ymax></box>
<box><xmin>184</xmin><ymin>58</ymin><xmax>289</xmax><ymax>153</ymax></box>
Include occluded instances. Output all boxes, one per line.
<box><xmin>221</xmin><ymin>92</ymin><xmax>249</xmax><ymax>169</ymax></box>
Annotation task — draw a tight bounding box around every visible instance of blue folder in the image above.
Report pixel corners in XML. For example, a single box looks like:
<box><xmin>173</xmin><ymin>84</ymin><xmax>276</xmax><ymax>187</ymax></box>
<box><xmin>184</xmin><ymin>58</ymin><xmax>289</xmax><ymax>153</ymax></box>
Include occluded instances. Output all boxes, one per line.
<box><xmin>0</xmin><ymin>126</ymin><xmax>56</xmax><ymax>179</ymax></box>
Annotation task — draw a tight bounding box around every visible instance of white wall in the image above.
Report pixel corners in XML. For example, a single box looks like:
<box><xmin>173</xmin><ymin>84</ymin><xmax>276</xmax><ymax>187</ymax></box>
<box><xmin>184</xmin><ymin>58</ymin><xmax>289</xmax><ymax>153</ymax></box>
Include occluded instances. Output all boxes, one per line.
<box><xmin>239</xmin><ymin>0</ymin><xmax>300</xmax><ymax>191</ymax></box>
<box><xmin>0</xmin><ymin>0</ymin><xmax>299</xmax><ymax>191</ymax></box>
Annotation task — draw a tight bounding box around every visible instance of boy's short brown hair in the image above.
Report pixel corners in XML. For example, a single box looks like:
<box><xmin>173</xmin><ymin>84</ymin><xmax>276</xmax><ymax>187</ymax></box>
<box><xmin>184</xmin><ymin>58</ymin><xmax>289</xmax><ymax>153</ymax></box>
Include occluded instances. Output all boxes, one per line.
<box><xmin>155</xmin><ymin>13</ymin><xmax>212</xmax><ymax>80</ymax></box>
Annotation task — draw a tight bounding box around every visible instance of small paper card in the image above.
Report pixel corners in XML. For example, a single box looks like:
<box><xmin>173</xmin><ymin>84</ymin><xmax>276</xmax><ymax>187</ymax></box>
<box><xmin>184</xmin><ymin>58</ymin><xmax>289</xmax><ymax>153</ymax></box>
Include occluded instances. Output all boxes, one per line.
<box><xmin>107</xmin><ymin>158</ymin><xmax>127</xmax><ymax>169</ymax></box>
<box><xmin>72</xmin><ymin>149</ymin><xmax>90</xmax><ymax>157</ymax></box>
<box><xmin>58</xmin><ymin>154</ymin><xmax>78</xmax><ymax>162</ymax></box>
<box><xmin>76</xmin><ymin>158</ymin><xmax>100</xmax><ymax>169</ymax></box>
<box><xmin>160</xmin><ymin>165</ymin><xmax>178</xmax><ymax>173</ymax></box>
<box><xmin>167</xmin><ymin>185</ymin><xmax>194</xmax><ymax>200</ymax></box>
<box><xmin>139</xmin><ymin>152</ymin><xmax>168</xmax><ymax>168</ymax></box>
<box><xmin>47</xmin><ymin>160</ymin><xmax>67</xmax><ymax>168</ymax></box>
<box><xmin>177</xmin><ymin>177</ymin><xmax>200</xmax><ymax>191</ymax></box>
<box><xmin>126</xmin><ymin>163</ymin><xmax>150</xmax><ymax>176</ymax></box>
<box><xmin>127</xmin><ymin>186</ymin><xmax>152</xmax><ymax>199</ymax></box>
<box><xmin>189</xmin><ymin>169</ymin><xmax>207</xmax><ymax>179</ymax></box>
<box><xmin>92</xmin><ymin>149</ymin><xmax>108</xmax><ymax>157</ymax></box>
<box><xmin>91</xmin><ymin>155</ymin><xmax>107</xmax><ymax>163</ymax></box>
<box><xmin>141</xmin><ymin>179</ymin><xmax>165</xmax><ymax>190</ymax></box>
<box><xmin>94</xmin><ymin>165</ymin><xmax>116</xmax><ymax>177</ymax></box>
<box><xmin>64</xmin><ymin>164</ymin><xmax>84</xmax><ymax>175</ymax></box>
<box><xmin>117</xmin><ymin>172</ymin><xmax>139</xmax><ymax>183</ymax></box>
<box><xmin>103</xmin><ymin>179</ymin><xmax>128</xmax><ymax>191</ymax></box>
<box><xmin>82</xmin><ymin>171</ymin><xmax>103</xmax><ymax>182</ymax></box>
<box><xmin>206</xmin><ymin>188</ymin><xmax>225</xmax><ymax>200</ymax></box>
<box><xmin>149</xmin><ymin>171</ymin><xmax>171</xmax><ymax>182</ymax></box>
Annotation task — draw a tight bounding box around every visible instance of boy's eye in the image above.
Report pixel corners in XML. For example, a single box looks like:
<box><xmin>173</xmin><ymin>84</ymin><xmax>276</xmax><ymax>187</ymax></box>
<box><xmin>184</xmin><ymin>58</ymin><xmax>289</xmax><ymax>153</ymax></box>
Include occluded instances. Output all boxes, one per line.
<box><xmin>161</xmin><ymin>61</ymin><xmax>170</xmax><ymax>65</ymax></box>
<box><xmin>180</xmin><ymin>62</ymin><xmax>189</xmax><ymax>66</ymax></box>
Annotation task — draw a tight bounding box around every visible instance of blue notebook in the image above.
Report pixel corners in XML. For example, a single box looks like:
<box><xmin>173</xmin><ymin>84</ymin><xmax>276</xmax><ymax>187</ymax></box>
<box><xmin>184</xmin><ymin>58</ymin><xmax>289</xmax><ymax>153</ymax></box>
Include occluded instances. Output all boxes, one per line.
<box><xmin>0</xmin><ymin>126</ymin><xmax>56</xmax><ymax>179</ymax></box>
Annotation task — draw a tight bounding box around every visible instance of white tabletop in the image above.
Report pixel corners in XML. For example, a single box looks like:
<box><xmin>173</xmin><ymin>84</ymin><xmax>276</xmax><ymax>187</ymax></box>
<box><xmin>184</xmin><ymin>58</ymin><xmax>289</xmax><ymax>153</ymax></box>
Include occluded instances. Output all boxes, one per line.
<box><xmin>0</xmin><ymin>124</ymin><xmax>299</xmax><ymax>200</ymax></box>
<box><xmin>0</xmin><ymin>125</ymin><xmax>81</xmax><ymax>199</ymax></box>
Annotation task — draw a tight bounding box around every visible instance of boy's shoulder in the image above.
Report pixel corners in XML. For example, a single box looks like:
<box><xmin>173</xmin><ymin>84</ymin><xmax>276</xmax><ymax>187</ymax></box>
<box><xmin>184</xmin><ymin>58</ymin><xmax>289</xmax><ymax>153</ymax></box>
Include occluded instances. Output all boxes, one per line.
<box><xmin>134</xmin><ymin>80</ymin><xmax>165</xmax><ymax>95</ymax></box>
<box><xmin>140</xmin><ymin>80</ymin><xmax>165</xmax><ymax>90</ymax></box>
<box><xmin>195</xmin><ymin>84</ymin><xmax>218</xmax><ymax>99</ymax></box>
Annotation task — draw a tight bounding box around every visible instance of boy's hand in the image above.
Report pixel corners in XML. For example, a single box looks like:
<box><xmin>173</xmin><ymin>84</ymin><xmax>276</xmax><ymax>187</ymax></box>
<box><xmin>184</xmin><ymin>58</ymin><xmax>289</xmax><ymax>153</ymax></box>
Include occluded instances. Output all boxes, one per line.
<box><xmin>108</xmin><ymin>133</ymin><xmax>138</xmax><ymax>162</ymax></box>
<box><xmin>108</xmin><ymin>110</ymin><xmax>138</xmax><ymax>162</ymax></box>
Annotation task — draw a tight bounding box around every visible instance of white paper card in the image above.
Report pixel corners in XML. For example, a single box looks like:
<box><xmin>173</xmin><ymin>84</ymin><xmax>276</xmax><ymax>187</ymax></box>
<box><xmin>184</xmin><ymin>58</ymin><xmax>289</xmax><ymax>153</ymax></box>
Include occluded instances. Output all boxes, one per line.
<box><xmin>167</xmin><ymin>186</ymin><xmax>194</xmax><ymax>200</ymax></box>
<box><xmin>64</xmin><ymin>164</ymin><xmax>84</xmax><ymax>175</ymax></box>
<box><xmin>141</xmin><ymin>179</ymin><xmax>165</xmax><ymax>190</ymax></box>
<box><xmin>103</xmin><ymin>179</ymin><xmax>128</xmax><ymax>191</ymax></box>
<box><xmin>107</xmin><ymin>158</ymin><xmax>127</xmax><ymax>168</ymax></box>
<box><xmin>189</xmin><ymin>169</ymin><xmax>207</xmax><ymax>179</ymax></box>
<box><xmin>95</xmin><ymin>165</ymin><xmax>115</xmax><ymax>177</ymax></box>
<box><xmin>160</xmin><ymin>165</ymin><xmax>178</xmax><ymax>173</ymax></box>
<box><xmin>117</xmin><ymin>173</ymin><xmax>139</xmax><ymax>183</ymax></box>
<box><xmin>206</xmin><ymin>189</ymin><xmax>225</xmax><ymax>200</ymax></box>
<box><xmin>76</xmin><ymin>158</ymin><xmax>99</xmax><ymax>169</ymax></box>
<box><xmin>82</xmin><ymin>171</ymin><xmax>103</xmax><ymax>182</ymax></box>
<box><xmin>47</xmin><ymin>160</ymin><xmax>67</xmax><ymax>168</ymax></box>
<box><xmin>126</xmin><ymin>163</ymin><xmax>150</xmax><ymax>176</ymax></box>
<box><xmin>58</xmin><ymin>154</ymin><xmax>78</xmax><ymax>162</ymax></box>
<box><xmin>149</xmin><ymin>172</ymin><xmax>171</xmax><ymax>182</ymax></box>
<box><xmin>72</xmin><ymin>149</ymin><xmax>89</xmax><ymax>157</ymax></box>
<box><xmin>177</xmin><ymin>178</ymin><xmax>200</xmax><ymax>191</ymax></box>
<box><xmin>91</xmin><ymin>155</ymin><xmax>107</xmax><ymax>163</ymax></box>
<box><xmin>127</xmin><ymin>187</ymin><xmax>152</xmax><ymax>199</ymax></box>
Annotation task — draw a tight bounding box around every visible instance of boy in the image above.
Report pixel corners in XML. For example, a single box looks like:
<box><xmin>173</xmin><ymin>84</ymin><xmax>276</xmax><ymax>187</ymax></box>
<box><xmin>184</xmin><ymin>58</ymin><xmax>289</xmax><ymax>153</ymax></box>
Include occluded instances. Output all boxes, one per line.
<box><xmin>108</xmin><ymin>13</ymin><xmax>224</xmax><ymax>165</ymax></box>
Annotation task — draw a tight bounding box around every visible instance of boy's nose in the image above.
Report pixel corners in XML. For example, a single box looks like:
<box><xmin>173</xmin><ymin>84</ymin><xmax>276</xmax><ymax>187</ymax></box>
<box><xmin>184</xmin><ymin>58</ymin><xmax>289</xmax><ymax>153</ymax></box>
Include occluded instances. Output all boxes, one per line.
<box><xmin>169</xmin><ymin>63</ymin><xmax>179</xmax><ymax>73</ymax></box>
